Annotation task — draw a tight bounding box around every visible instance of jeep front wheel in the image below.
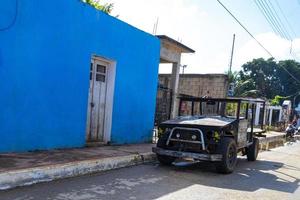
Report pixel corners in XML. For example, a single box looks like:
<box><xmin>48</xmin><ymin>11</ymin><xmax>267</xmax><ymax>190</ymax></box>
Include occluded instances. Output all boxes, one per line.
<box><xmin>156</xmin><ymin>131</ymin><xmax>176</xmax><ymax>165</ymax></box>
<box><xmin>157</xmin><ymin>154</ymin><xmax>176</xmax><ymax>165</ymax></box>
<box><xmin>215</xmin><ymin>137</ymin><xmax>237</xmax><ymax>174</ymax></box>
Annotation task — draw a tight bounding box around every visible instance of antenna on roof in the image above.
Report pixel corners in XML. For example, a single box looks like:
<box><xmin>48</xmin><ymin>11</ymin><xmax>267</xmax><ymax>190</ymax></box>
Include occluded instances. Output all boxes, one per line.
<box><xmin>152</xmin><ymin>17</ymin><xmax>159</xmax><ymax>35</ymax></box>
<box><xmin>181</xmin><ymin>65</ymin><xmax>187</xmax><ymax>74</ymax></box>
<box><xmin>177</xmin><ymin>37</ymin><xmax>183</xmax><ymax>43</ymax></box>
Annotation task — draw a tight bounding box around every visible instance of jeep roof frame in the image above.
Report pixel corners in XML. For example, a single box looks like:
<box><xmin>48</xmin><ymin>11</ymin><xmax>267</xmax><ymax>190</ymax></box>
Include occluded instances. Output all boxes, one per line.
<box><xmin>177</xmin><ymin>97</ymin><xmax>266</xmax><ymax>131</ymax></box>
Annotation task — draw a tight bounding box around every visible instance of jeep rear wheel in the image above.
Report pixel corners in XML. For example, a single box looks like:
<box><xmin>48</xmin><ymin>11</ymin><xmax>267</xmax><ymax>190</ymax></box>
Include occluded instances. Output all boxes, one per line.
<box><xmin>247</xmin><ymin>137</ymin><xmax>259</xmax><ymax>161</ymax></box>
<box><xmin>156</xmin><ymin>131</ymin><xmax>176</xmax><ymax>165</ymax></box>
<box><xmin>215</xmin><ymin>137</ymin><xmax>237</xmax><ymax>174</ymax></box>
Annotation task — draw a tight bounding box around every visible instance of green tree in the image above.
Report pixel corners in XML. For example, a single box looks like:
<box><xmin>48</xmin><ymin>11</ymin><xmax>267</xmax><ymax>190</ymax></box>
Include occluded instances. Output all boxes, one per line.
<box><xmin>233</xmin><ymin>58</ymin><xmax>300</xmax><ymax>106</ymax></box>
<box><xmin>271</xmin><ymin>95</ymin><xmax>287</xmax><ymax>106</ymax></box>
<box><xmin>277</xmin><ymin>60</ymin><xmax>300</xmax><ymax>97</ymax></box>
<box><xmin>226</xmin><ymin>70</ymin><xmax>237</xmax><ymax>84</ymax></box>
<box><xmin>82</xmin><ymin>0</ymin><xmax>113</xmax><ymax>14</ymax></box>
<box><xmin>234</xmin><ymin>58</ymin><xmax>282</xmax><ymax>99</ymax></box>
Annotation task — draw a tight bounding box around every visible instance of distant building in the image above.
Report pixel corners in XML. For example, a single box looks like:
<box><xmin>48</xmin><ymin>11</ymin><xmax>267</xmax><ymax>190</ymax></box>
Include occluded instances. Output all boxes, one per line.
<box><xmin>282</xmin><ymin>100</ymin><xmax>292</xmax><ymax>122</ymax></box>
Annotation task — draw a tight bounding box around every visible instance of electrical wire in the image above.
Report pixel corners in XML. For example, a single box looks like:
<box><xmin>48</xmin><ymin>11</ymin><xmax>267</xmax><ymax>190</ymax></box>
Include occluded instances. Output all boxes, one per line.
<box><xmin>274</xmin><ymin>0</ymin><xmax>296</xmax><ymax>38</ymax></box>
<box><xmin>216</xmin><ymin>0</ymin><xmax>300</xmax><ymax>85</ymax></box>
<box><xmin>273</xmin><ymin>0</ymin><xmax>299</xmax><ymax>60</ymax></box>
<box><xmin>257</xmin><ymin>0</ymin><xmax>299</xmax><ymax>60</ymax></box>
<box><xmin>216</xmin><ymin>0</ymin><xmax>273</xmax><ymax>57</ymax></box>
<box><xmin>258</xmin><ymin>0</ymin><xmax>285</xmax><ymax>38</ymax></box>
<box><xmin>255</xmin><ymin>0</ymin><xmax>285</xmax><ymax>38</ymax></box>
<box><xmin>256</xmin><ymin>0</ymin><xmax>290</xmax><ymax>40</ymax></box>
<box><xmin>265</xmin><ymin>0</ymin><xmax>292</xmax><ymax>40</ymax></box>
<box><xmin>0</xmin><ymin>0</ymin><xmax>18</xmax><ymax>31</ymax></box>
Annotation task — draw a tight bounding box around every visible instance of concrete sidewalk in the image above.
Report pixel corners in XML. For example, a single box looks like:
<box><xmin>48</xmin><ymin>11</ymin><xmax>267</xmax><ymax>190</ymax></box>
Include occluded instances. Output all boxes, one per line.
<box><xmin>0</xmin><ymin>144</ymin><xmax>156</xmax><ymax>190</ymax></box>
<box><xmin>0</xmin><ymin>131</ymin><xmax>299</xmax><ymax>191</ymax></box>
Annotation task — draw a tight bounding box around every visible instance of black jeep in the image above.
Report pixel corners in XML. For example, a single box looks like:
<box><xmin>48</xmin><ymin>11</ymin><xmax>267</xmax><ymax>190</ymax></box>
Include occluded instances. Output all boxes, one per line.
<box><xmin>152</xmin><ymin>97</ymin><xmax>266</xmax><ymax>174</ymax></box>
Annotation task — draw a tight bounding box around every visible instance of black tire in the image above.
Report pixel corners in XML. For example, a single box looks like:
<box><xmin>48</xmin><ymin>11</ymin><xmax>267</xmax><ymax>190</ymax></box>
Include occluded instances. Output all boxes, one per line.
<box><xmin>215</xmin><ymin>137</ymin><xmax>237</xmax><ymax>174</ymax></box>
<box><xmin>157</xmin><ymin>154</ymin><xmax>176</xmax><ymax>165</ymax></box>
<box><xmin>156</xmin><ymin>131</ymin><xmax>176</xmax><ymax>165</ymax></box>
<box><xmin>247</xmin><ymin>137</ymin><xmax>259</xmax><ymax>161</ymax></box>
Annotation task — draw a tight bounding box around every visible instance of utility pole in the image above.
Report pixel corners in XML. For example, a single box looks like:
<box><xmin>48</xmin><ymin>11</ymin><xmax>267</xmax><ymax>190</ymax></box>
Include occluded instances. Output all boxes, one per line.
<box><xmin>229</xmin><ymin>34</ymin><xmax>236</xmax><ymax>73</ymax></box>
<box><xmin>227</xmin><ymin>34</ymin><xmax>236</xmax><ymax>97</ymax></box>
<box><xmin>181</xmin><ymin>65</ymin><xmax>187</xmax><ymax>74</ymax></box>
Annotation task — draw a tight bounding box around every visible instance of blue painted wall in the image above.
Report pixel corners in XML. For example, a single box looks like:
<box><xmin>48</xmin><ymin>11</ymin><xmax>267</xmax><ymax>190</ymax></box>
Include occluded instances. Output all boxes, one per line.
<box><xmin>0</xmin><ymin>0</ymin><xmax>160</xmax><ymax>152</ymax></box>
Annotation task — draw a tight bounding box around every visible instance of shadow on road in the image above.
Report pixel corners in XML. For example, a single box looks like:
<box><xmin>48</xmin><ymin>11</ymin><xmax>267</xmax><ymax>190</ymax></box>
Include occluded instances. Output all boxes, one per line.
<box><xmin>168</xmin><ymin>157</ymin><xmax>300</xmax><ymax>194</ymax></box>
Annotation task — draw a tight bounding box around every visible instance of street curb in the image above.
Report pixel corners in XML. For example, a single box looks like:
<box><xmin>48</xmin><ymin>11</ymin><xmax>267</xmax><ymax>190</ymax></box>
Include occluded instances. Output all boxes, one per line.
<box><xmin>258</xmin><ymin>134</ymin><xmax>285</xmax><ymax>150</ymax></box>
<box><xmin>1</xmin><ymin>135</ymin><xmax>299</xmax><ymax>191</ymax></box>
<box><xmin>258</xmin><ymin>134</ymin><xmax>300</xmax><ymax>150</ymax></box>
<box><xmin>0</xmin><ymin>152</ymin><xmax>156</xmax><ymax>191</ymax></box>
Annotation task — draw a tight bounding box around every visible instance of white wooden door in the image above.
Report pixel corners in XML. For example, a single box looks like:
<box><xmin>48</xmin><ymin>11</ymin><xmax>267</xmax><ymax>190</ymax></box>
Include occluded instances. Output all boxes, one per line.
<box><xmin>87</xmin><ymin>59</ymin><xmax>108</xmax><ymax>142</ymax></box>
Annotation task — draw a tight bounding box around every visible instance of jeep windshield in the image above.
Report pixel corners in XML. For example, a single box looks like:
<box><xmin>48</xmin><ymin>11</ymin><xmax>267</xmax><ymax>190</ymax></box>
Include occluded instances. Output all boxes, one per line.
<box><xmin>179</xmin><ymin>99</ymin><xmax>239</xmax><ymax>119</ymax></box>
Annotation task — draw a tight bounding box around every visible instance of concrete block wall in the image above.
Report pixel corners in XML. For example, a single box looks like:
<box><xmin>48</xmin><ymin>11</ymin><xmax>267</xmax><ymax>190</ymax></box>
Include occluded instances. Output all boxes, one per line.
<box><xmin>159</xmin><ymin>74</ymin><xmax>229</xmax><ymax>98</ymax></box>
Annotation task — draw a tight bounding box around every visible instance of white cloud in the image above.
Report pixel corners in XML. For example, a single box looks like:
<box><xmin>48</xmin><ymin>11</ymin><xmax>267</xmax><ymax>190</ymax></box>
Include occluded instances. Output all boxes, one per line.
<box><xmin>110</xmin><ymin>0</ymin><xmax>207</xmax><ymax>38</ymax></box>
<box><xmin>108</xmin><ymin>0</ymin><xmax>211</xmax><ymax>74</ymax></box>
<box><xmin>233</xmin><ymin>32</ymin><xmax>300</xmax><ymax>71</ymax></box>
<box><xmin>105</xmin><ymin>1</ymin><xmax>300</xmax><ymax>74</ymax></box>
<box><xmin>179</xmin><ymin>32</ymin><xmax>300</xmax><ymax>74</ymax></box>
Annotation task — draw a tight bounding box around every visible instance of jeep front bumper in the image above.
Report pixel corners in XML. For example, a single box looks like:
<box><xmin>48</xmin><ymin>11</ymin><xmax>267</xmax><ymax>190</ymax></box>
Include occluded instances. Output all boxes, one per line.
<box><xmin>152</xmin><ymin>147</ymin><xmax>222</xmax><ymax>162</ymax></box>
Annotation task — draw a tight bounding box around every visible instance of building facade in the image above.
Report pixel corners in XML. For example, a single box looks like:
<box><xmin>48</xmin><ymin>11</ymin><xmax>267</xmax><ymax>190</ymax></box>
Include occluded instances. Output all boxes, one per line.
<box><xmin>0</xmin><ymin>1</ymin><xmax>160</xmax><ymax>152</ymax></box>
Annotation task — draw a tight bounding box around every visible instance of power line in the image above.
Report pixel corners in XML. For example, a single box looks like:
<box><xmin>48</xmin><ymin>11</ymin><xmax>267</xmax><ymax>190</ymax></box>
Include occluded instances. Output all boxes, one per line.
<box><xmin>273</xmin><ymin>0</ymin><xmax>299</xmax><ymax>60</ymax></box>
<box><xmin>256</xmin><ymin>0</ymin><xmax>291</xmax><ymax>40</ymax></box>
<box><xmin>256</xmin><ymin>0</ymin><xmax>299</xmax><ymax>60</ymax></box>
<box><xmin>258</xmin><ymin>0</ymin><xmax>286</xmax><ymax>38</ymax></box>
<box><xmin>216</xmin><ymin>0</ymin><xmax>300</xmax><ymax>84</ymax></box>
<box><xmin>265</xmin><ymin>0</ymin><xmax>292</xmax><ymax>40</ymax></box>
<box><xmin>255</xmin><ymin>0</ymin><xmax>285</xmax><ymax>39</ymax></box>
<box><xmin>216</xmin><ymin>0</ymin><xmax>273</xmax><ymax>57</ymax></box>
<box><xmin>274</xmin><ymin>0</ymin><xmax>297</xmax><ymax>38</ymax></box>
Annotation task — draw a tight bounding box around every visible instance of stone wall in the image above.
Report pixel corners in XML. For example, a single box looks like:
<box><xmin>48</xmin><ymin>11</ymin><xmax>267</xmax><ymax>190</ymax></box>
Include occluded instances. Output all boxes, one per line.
<box><xmin>159</xmin><ymin>74</ymin><xmax>229</xmax><ymax>98</ymax></box>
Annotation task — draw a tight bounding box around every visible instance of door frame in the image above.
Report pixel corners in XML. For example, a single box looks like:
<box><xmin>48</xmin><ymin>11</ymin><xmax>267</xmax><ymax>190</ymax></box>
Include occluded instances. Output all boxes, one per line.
<box><xmin>86</xmin><ymin>55</ymin><xmax>116</xmax><ymax>144</ymax></box>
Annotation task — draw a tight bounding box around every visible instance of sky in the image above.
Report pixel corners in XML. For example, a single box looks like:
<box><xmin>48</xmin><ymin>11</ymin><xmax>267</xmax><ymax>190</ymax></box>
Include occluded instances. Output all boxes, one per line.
<box><xmin>104</xmin><ymin>0</ymin><xmax>300</xmax><ymax>74</ymax></box>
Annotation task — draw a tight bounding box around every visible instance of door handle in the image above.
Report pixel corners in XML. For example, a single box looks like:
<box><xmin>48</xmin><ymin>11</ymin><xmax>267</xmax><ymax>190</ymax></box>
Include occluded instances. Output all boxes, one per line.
<box><xmin>91</xmin><ymin>102</ymin><xmax>95</xmax><ymax>108</ymax></box>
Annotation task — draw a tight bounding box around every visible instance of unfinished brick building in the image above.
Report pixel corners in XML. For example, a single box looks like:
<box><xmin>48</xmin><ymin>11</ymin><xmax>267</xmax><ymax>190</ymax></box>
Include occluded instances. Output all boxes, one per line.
<box><xmin>155</xmin><ymin>74</ymin><xmax>229</xmax><ymax>124</ymax></box>
<box><xmin>159</xmin><ymin>74</ymin><xmax>229</xmax><ymax>98</ymax></box>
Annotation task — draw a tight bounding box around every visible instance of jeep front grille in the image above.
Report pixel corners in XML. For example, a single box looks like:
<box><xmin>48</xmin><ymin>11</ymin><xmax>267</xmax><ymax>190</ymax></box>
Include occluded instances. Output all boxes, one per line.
<box><xmin>166</xmin><ymin>127</ymin><xmax>205</xmax><ymax>150</ymax></box>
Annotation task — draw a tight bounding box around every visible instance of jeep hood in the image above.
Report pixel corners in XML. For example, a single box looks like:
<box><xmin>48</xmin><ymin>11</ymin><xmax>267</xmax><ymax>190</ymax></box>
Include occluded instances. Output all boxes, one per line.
<box><xmin>161</xmin><ymin>116</ymin><xmax>236</xmax><ymax>127</ymax></box>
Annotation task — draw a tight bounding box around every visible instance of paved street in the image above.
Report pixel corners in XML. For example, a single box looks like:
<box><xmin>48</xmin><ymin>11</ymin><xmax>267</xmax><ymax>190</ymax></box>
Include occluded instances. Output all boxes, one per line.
<box><xmin>1</xmin><ymin>142</ymin><xmax>300</xmax><ymax>200</ymax></box>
